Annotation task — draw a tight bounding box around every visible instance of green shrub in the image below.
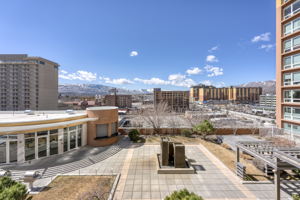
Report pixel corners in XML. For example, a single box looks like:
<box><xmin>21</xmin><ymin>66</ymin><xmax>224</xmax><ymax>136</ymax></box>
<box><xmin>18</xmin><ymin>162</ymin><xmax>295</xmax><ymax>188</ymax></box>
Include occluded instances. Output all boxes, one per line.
<box><xmin>0</xmin><ymin>177</ymin><xmax>30</xmax><ymax>200</ymax></box>
<box><xmin>181</xmin><ymin>129</ymin><xmax>192</xmax><ymax>137</ymax></box>
<box><xmin>164</xmin><ymin>189</ymin><xmax>203</xmax><ymax>200</ymax></box>
<box><xmin>293</xmin><ymin>194</ymin><xmax>300</xmax><ymax>200</ymax></box>
<box><xmin>193</xmin><ymin>120</ymin><xmax>215</xmax><ymax>140</ymax></box>
<box><xmin>128</xmin><ymin>129</ymin><xmax>140</xmax><ymax>142</ymax></box>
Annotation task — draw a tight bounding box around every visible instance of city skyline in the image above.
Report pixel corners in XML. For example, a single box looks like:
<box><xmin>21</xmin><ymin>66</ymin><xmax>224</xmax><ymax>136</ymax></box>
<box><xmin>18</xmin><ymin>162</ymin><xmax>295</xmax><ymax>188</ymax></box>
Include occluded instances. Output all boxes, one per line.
<box><xmin>0</xmin><ymin>0</ymin><xmax>275</xmax><ymax>90</ymax></box>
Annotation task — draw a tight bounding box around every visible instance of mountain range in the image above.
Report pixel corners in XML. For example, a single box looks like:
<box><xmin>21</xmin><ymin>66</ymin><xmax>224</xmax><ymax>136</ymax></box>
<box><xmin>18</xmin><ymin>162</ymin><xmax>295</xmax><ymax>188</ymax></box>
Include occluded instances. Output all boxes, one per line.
<box><xmin>59</xmin><ymin>80</ymin><xmax>276</xmax><ymax>96</ymax></box>
<box><xmin>236</xmin><ymin>80</ymin><xmax>275</xmax><ymax>95</ymax></box>
<box><xmin>59</xmin><ymin>84</ymin><xmax>150</xmax><ymax>96</ymax></box>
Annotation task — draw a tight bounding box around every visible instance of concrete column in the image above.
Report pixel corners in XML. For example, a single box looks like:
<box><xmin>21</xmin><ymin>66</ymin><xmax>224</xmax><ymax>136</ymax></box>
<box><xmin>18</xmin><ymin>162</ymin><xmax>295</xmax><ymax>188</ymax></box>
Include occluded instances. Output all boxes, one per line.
<box><xmin>236</xmin><ymin>147</ymin><xmax>240</xmax><ymax>163</ymax></box>
<box><xmin>58</xmin><ymin>128</ymin><xmax>64</xmax><ymax>154</ymax></box>
<box><xmin>17</xmin><ymin>134</ymin><xmax>25</xmax><ymax>163</ymax></box>
<box><xmin>82</xmin><ymin>123</ymin><xmax>87</xmax><ymax>146</ymax></box>
<box><xmin>274</xmin><ymin>168</ymin><xmax>281</xmax><ymax>200</ymax></box>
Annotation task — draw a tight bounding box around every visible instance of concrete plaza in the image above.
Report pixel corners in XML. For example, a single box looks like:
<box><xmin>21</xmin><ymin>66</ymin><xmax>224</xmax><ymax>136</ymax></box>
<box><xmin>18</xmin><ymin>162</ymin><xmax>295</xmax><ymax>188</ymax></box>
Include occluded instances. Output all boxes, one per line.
<box><xmin>4</xmin><ymin>138</ymin><xmax>294</xmax><ymax>200</ymax></box>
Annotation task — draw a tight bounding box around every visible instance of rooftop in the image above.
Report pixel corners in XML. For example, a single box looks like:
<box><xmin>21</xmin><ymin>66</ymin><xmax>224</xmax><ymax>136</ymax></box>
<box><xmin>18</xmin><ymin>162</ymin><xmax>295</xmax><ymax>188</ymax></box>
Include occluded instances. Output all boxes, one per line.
<box><xmin>0</xmin><ymin>110</ymin><xmax>86</xmax><ymax>125</ymax></box>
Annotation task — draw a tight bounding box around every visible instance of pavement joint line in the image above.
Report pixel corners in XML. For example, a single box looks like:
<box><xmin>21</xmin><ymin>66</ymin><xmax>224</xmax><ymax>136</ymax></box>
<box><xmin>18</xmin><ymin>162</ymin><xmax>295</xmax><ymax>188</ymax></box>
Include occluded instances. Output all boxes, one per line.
<box><xmin>115</xmin><ymin>148</ymin><xmax>134</xmax><ymax>200</ymax></box>
<box><xmin>195</xmin><ymin>144</ymin><xmax>257</xmax><ymax>200</ymax></box>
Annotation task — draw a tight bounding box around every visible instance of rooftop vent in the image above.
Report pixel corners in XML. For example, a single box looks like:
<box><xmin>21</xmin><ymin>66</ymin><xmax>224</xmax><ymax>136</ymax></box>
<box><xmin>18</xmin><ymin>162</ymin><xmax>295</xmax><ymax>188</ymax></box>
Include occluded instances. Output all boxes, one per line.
<box><xmin>24</xmin><ymin>110</ymin><xmax>34</xmax><ymax>115</ymax></box>
<box><xmin>66</xmin><ymin>109</ymin><xmax>75</xmax><ymax>115</ymax></box>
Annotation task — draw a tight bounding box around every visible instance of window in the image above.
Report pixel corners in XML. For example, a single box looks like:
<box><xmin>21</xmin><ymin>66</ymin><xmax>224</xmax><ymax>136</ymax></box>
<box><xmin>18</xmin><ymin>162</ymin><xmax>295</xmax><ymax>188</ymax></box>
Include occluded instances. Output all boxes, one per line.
<box><xmin>294</xmin><ymin>18</ymin><xmax>300</xmax><ymax>31</ymax></box>
<box><xmin>285</xmin><ymin>22</ymin><xmax>292</xmax><ymax>35</ymax></box>
<box><xmin>284</xmin><ymin>0</ymin><xmax>300</xmax><ymax>19</ymax></box>
<box><xmin>284</xmin><ymin>90</ymin><xmax>292</xmax><ymax>102</ymax></box>
<box><xmin>283</xmin><ymin>72</ymin><xmax>300</xmax><ymax>85</ymax></box>
<box><xmin>284</xmin><ymin>73</ymin><xmax>292</xmax><ymax>85</ymax></box>
<box><xmin>284</xmin><ymin>17</ymin><xmax>300</xmax><ymax>35</ymax></box>
<box><xmin>284</xmin><ymin>39</ymin><xmax>292</xmax><ymax>52</ymax></box>
<box><xmin>63</xmin><ymin>128</ymin><xmax>68</xmax><ymax>152</ymax></box>
<box><xmin>25</xmin><ymin>134</ymin><xmax>35</xmax><ymax>161</ymax></box>
<box><xmin>294</xmin><ymin>72</ymin><xmax>300</xmax><ymax>85</ymax></box>
<box><xmin>293</xmin><ymin>107</ymin><xmax>300</xmax><ymax>120</ymax></box>
<box><xmin>284</xmin><ymin>107</ymin><xmax>292</xmax><ymax>119</ymax></box>
<box><xmin>0</xmin><ymin>140</ymin><xmax>6</xmax><ymax>163</ymax></box>
<box><xmin>294</xmin><ymin>1</ymin><xmax>300</xmax><ymax>13</ymax></box>
<box><xmin>293</xmin><ymin>54</ymin><xmax>300</xmax><ymax>68</ymax></box>
<box><xmin>50</xmin><ymin>133</ymin><xmax>58</xmax><ymax>156</ymax></box>
<box><xmin>284</xmin><ymin>5</ymin><xmax>292</xmax><ymax>19</ymax></box>
<box><xmin>284</xmin><ymin>123</ymin><xmax>292</xmax><ymax>134</ymax></box>
<box><xmin>294</xmin><ymin>90</ymin><xmax>300</xmax><ymax>102</ymax></box>
<box><xmin>9</xmin><ymin>141</ymin><xmax>17</xmax><ymax>163</ymax></box>
<box><xmin>284</xmin><ymin>36</ymin><xmax>300</xmax><ymax>52</ymax></box>
<box><xmin>284</xmin><ymin>106</ymin><xmax>300</xmax><ymax>121</ymax></box>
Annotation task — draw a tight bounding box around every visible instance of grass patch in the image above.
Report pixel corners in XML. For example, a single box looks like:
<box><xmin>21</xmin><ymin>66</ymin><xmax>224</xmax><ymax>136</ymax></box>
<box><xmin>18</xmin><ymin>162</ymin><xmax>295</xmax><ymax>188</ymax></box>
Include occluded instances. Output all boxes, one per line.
<box><xmin>197</xmin><ymin>139</ymin><xmax>269</xmax><ymax>181</ymax></box>
<box><xmin>32</xmin><ymin>175</ymin><xmax>115</xmax><ymax>200</ymax></box>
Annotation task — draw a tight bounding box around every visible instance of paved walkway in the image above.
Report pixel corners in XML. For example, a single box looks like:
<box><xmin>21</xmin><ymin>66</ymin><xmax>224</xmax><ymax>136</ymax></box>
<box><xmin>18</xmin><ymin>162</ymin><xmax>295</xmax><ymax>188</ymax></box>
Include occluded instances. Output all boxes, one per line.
<box><xmin>0</xmin><ymin>137</ymin><xmax>130</xmax><ymax>180</ymax></box>
<box><xmin>2</xmin><ymin>137</ymin><xmax>295</xmax><ymax>200</ymax></box>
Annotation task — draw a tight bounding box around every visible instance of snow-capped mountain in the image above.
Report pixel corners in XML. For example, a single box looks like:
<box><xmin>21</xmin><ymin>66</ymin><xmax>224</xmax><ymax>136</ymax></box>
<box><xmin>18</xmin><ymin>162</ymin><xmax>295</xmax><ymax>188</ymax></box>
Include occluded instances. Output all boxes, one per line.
<box><xmin>237</xmin><ymin>80</ymin><xmax>275</xmax><ymax>95</ymax></box>
<box><xmin>59</xmin><ymin>84</ymin><xmax>150</xmax><ymax>96</ymax></box>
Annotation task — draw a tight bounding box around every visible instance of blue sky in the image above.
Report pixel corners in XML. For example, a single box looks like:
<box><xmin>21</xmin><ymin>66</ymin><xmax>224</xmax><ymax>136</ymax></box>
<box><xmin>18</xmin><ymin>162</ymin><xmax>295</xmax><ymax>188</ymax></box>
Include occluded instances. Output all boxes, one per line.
<box><xmin>0</xmin><ymin>0</ymin><xmax>276</xmax><ymax>90</ymax></box>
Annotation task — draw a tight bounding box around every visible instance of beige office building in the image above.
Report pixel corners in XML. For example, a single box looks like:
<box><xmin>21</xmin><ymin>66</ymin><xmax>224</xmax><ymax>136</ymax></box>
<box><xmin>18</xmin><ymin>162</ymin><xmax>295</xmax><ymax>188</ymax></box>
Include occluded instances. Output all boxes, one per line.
<box><xmin>154</xmin><ymin>88</ymin><xmax>189</xmax><ymax>112</ymax></box>
<box><xmin>0</xmin><ymin>54</ymin><xmax>59</xmax><ymax>111</ymax></box>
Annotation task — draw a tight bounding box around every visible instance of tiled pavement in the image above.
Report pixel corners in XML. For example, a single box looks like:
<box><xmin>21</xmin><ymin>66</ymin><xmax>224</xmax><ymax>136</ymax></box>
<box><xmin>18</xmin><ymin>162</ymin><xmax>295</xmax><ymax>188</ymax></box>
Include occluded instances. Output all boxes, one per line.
<box><xmin>31</xmin><ymin>141</ymin><xmax>294</xmax><ymax>200</ymax></box>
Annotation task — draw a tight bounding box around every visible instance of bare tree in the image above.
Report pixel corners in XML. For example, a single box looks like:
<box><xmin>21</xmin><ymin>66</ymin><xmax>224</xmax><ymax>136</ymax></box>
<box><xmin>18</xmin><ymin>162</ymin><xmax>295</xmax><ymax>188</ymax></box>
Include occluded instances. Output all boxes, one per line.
<box><xmin>139</xmin><ymin>102</ymin><xmax>170</xmax><ymax>135</ymax></box>
<box><xmin>166</xmin><ymin>112</ymin><xmax>182</xmax><ymax>135</ymax></box>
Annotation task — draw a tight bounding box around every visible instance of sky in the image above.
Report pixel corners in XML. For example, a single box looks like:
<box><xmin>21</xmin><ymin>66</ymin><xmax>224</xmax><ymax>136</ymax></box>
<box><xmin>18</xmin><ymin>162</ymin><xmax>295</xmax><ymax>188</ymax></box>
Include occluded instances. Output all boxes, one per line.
<box><xmin>0</xmin><ymin>0</ymin><xmax>276</xmax><ymax>91</ymax></box>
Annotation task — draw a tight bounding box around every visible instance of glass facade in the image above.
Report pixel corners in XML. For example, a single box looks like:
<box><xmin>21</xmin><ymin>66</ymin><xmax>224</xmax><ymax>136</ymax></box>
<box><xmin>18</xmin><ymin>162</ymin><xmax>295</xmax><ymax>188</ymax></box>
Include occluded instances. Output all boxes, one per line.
<box><xmin>63</xmin><ymin>125</ymin><xmax>82</xmax><ymax>152</ymax></box>
<box><xmin>50</xmin><ymin>129</ymin><xmax>58</xmax><ymax>155</ymax></box>
<box><xmin>0</xmin><ymin>135</ymin><xmax>18</xmax><ymax>163</ymax></box>
<box><xmin>0</xmin><ymin>124</ymin><xmax>85</xmax><ymax>164</ymax></box>
<box><xmin>25</xmin><ymin>133</ymin><xmax>35</xmax><ymax>161</ymax></box>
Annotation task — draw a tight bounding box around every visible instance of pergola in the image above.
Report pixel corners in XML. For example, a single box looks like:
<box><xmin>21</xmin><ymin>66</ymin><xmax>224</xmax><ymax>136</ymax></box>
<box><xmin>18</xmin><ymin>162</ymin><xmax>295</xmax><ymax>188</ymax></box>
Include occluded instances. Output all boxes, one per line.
<box><xmin>236</xmin><ymin>141</ymin><xmax>300</xmax><ymax>200</ymax></box>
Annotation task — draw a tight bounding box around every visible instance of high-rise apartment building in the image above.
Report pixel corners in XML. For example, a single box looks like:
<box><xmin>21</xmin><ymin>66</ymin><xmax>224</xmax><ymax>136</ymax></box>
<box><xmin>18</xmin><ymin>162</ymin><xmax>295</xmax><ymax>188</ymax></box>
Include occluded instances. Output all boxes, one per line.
<box><xmin>0</xmin><ymin>54</ymin><xmax>59</xmax><ymax>111</ymax></box>
<box><xmin>190</xmin><ymin>85</ymin><xmax>262</xmax><ymax>104</ymax></box>
<box><xmin>276</xmin><ymin>0</ymin><xmax>300</xmax><ymax>133</ymax></box>
<box><xmin>154</xmin><ymin>88</ymin><xmax>189</xmax><ymax>112</ymax></box>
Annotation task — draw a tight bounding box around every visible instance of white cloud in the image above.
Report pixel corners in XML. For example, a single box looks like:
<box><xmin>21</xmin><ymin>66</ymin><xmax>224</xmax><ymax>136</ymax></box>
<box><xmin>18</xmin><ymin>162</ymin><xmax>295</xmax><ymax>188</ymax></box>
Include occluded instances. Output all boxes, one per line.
<box><xmin>204</xmin><ymin>65</ymin><xmax>224</xmax><ymax>77</ymax></box>
<box><xmin>168</xmin><ymin>73</ymin><xmax>186</xmax><ymax>81</ymax></box>
<box><xmin>251</xmin><ymin>32</ymin><xmax>271</xmax><ymax>43</ymax></box>
<box><xmin>208</xmin><ymin>46</ymin><xmax>219</xmax><ymax>53</ymax></box>
<box><xmin>130</xmin><ymin>51</ymin><xmax>138</xmax><ymax>57</ymax></box>
<box><xmin>206</xmin><ymin>55</ymin><xmax>218</xmax><ymax>63</ymax></box>
<box><xmin>60</xmin><ymin>70</ymin><xmax>68</xmax><ymax>74</ymax></box>
<box><xmin>201</xmin><ymin>80</ymin><xmax>213</xmax><ymax>86</ymax></box>
<box><xmin>134</xmin><ymin>77</ymin><xmax>169</xmax><ymax>85</ymax></box>
<box><xmin>215</xmin><ymin>81</ymin><xmax>225</xmax><ymax>87</ymax></box>
<box><xmin>260</xmin><ymin>44</ymin><xmax>275</xmax><ymax>51</ymax></box>
<box><xmin>59</xmin><ymin>70</ymin><xmax>97</xmax><ymax>81</ymax></box>
<box><xmin>100</xmin><ymin>77</ymin><xmax>134</xmax><ymax>85</ymax></box>
<box><xmin>134</xmin><ymin>73</ymin><xmax>196</xmax><ymax>88</ymax></box>
<box><xmin>168</xmin><ymin>73</ymin><xmax>196</xmax><ymax>87</ymax></box>
<box><xmin>186</xmin><ymin>67</ymin><xmax>202</xmax><ymax>75</ymax></box>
